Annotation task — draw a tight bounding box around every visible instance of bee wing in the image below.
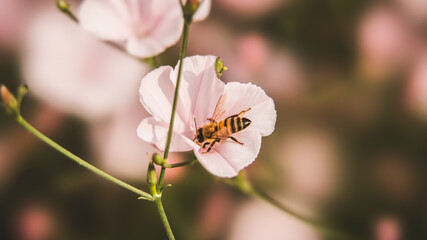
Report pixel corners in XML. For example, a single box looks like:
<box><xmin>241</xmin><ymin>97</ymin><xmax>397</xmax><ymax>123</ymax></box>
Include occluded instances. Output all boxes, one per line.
<box><xmin>211</xmin><ymin>93</ymin><xmax>226</xmax><ymax>121</ymax></box>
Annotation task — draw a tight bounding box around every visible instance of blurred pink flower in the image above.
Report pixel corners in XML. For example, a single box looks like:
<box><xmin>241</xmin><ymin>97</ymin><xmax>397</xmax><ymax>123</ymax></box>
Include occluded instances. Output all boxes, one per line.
<box><xmin>218</xmin><ymin>0</ymin><xmax>283</xmax><ymax>18</ymax></box>
<box><xmin>394</xmin><ymin>0</ymin><xmax>427</xmax><ymax>24</ymax></box>
<box><xmin>17</xmin><ymin>204</ymin><xmax>54</xmax><ymax>240</ymax></box>
<box><xmin>137</xmin><ymin>55</ymin><xmax>276</xmax><ymax>177</ymax></box>
<box><xmin>406</xmin><ymin>51</ymin><xmax>427</xmax><ymax>118</ymax></box>
<box><xmin>188</xmin><ymin>23</ymin><xmax>305</xmax><ymax>102</ymax></box>
<box><xmin>198</xmin><ymin>188</ymin><xmax>233</xmax><ymax>238</ymax></box>
<box><xmin>22</xmin><ymin>9</ymin><xmax>149</xmax><ymax>122</ymax></box>
<box><xmin>237</xmin><ymin>33</ymin><xmax>270</xmax><ymax>73</ymax></box>
<box><xmin>357</xmin><ymin>6</ymin><xmax>415</xmax><ymax>80</ymax></box>
<box><xmin>0</xmin><ymin>0</ymin><xmax>26</xmax><ymax>48</ymax></box>
<box><xmin>79</xmin><ymin>0</ymin><xmax>211</xmax><ymax>58</ymax></box>
<box><xmin>375</xmin><ymin>216</ymin><xmax>401</xmax><ymax>240</ymax></box>
<box><xmin>229</xmin><ymin>199</ymin><xmax>320</xmax><ymax>240</ymax></box>
<box><xmin>277</xmin><ymin>129</ymin><xmax>340</xmax><ymax>204</ymax></box>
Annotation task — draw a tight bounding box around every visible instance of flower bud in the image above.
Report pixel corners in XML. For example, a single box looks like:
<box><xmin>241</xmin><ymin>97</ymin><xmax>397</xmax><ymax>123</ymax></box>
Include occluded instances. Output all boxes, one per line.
<box><xmin>146</xmin><ymin>161</ymin><xmax>157</xmax><ymax>186</ymax></box>
<box><xmin>215</xmin><ymin>57</ymin><xmax>228</xmax><ymax>79</ymax></box>
<box><xmin>56</xmin><ymin>0</ymin><xmax>78</xmax><ymax>22</ymax></box>
<box><xmin>1</xmin><ymin>85</ymin><xmax>19</xmax><ymax>116</ymax></box>
<box><xmin>57</xmin><ymin>0</ymin><xmax>71</xmax><ymax>13</ymax></box>
<box><xmin>183</xmin><ymin>0</ymin><xmax>200</xmax><ymax>22</ymax></box>
<box><xmin>17</xmin><ymin>84</ymin><xmax>28</xmax><ymax>105</ymax></box>
<box><xmin>152</xmin><ymin>153</ymin><xmax>164</xmax><ymax>166</ymax></box>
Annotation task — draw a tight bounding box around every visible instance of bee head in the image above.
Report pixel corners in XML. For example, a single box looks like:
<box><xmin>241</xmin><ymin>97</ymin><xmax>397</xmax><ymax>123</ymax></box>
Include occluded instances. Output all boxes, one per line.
<box><xmin>196</xmin><ymin>128</ymin><xmax>204</xmax><ymax>143</ymax></box>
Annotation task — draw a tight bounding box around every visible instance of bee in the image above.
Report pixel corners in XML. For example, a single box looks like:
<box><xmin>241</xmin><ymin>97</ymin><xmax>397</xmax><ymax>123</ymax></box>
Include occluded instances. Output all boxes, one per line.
<box><xmin>194</xmin><ymin>94</ymin><xmax>252</xmax><ymax>153</ymax></box>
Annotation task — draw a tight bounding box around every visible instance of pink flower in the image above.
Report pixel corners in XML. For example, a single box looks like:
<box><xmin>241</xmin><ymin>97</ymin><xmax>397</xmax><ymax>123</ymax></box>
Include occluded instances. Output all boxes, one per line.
<box><xmin>137</xmin><ymin>55</ymin><xmax>276</xmax><ymax>177</ymax></box>
<box><xmin>357</xmin><ymin>6</ymin><xmax>415</xmax><ymax>80</ymax></box>
<box><xmin>406</xmin><ymin>51</ymin><xmax>427</xmax><ymax>118</ymax></box>
<box><xmin>78</xmin><ymin>0</ymin><xmax>211</xmax><ymax>58</ymax></box>
<box><xmin>22</xmin><ymin>9</ymin><xmax>149</xmax><ymax>122</ymax></box>
<box><xmin>229</xmin><ymin>199</ymin><xmax>320</xmax><ymax>240</ymax></box>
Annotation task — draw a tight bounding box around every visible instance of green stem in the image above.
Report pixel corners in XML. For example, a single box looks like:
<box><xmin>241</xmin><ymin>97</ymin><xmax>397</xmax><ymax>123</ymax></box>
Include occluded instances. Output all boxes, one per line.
<box><xmin>158</xmin><ymin>20</ymin><xmax>191</xmax><ymax>191</ymax></box>
<box><xmin>16</xmin><ymin>115</ymin><xmax>152</xmax><ymax>200</ymax></box>
<box><xmin>154</xmin><ymin>197</ymin><xmax>175</xmax><ymax>240</ymax></box>
<box><xmin>163</xmin><ymin>159</ymin><xmax>196</xmax><ymax>168</ymax></box>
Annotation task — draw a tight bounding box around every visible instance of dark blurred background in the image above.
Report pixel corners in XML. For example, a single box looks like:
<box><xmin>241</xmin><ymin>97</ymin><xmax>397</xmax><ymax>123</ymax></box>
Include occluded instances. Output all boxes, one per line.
<box><xmin>1</xmin><ymin>0</ymin><xmax>426</xmax><ymax>239</ymax></box>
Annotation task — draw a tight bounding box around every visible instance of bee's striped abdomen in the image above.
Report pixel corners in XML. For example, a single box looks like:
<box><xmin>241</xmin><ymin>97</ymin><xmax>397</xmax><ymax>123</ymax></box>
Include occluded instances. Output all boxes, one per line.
<box><xmin>224</xmin><ymin>116</ymin><xmax>251</xmax><ymax>133</ymax></box>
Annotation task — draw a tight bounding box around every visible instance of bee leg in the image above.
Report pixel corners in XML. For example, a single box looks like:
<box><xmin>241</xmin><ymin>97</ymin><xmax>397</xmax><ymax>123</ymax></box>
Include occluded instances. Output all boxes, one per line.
<box><xmin>203</xmin><ymin>139</ymin><xmax>219</xmax><ymax>154</ymax></box>
<box><xmin>202</xmin><ymin>142</ymin><xmax>210</xmax><ymax>149</ymax></box>
<box><xmin>237</xmin><ymin>108</ymin><xmax>252</xmax><ymax>117</ymax></box>
<box><xmin>229</xmin><ymin>136</ymin><xmax>244</xmax><ymax>145</ymax></box>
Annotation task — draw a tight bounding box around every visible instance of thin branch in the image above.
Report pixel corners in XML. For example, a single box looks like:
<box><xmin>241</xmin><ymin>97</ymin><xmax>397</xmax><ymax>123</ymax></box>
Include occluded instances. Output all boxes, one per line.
<box><xmin>16</xmin><ymin>115</ymin><xmax>152</xmax><ymax>200</ymax></box>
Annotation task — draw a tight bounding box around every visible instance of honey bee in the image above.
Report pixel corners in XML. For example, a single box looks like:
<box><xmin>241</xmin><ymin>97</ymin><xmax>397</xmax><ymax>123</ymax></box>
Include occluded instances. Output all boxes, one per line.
<box><xmin>194</xmin><ymin>94</ymin><xmax>252</xmax><ymax>153</ymax></box>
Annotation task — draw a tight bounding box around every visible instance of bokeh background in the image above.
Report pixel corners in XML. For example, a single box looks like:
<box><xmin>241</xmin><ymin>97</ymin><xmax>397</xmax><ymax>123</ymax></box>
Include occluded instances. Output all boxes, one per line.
<box><xmin>1</xmin><ymin>0</ymin><xmax>427</xmax><ymax>239</ymax></box>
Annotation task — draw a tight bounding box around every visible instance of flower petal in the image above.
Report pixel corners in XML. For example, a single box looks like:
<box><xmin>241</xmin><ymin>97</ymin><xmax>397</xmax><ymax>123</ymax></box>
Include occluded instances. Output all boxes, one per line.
<box><xmin>220</xmin><ymin>82</ymin><xmax>276</xmax><ymax>136</ymax></box>
<box><xmin>79</xmin><ymin>0</ymin><xmax>129</xmax><ymax>41</ymax></box>
<box><xmin>126</xmin><ymin>0</ymin><xmax>183</xmax><ymax>57</ymax></box>
<box><xmin>172</xmin><ymin>55</ymin><xmax>225</xmax><ymax>136</ymax></box>
<box><xmin>193</xmin><ymin>0</ymin><xmax>212</xmax><ymax>22</ymax></box>
<box><xmin>148</xmin><ymin>0</ymin><xmax>184</xmax><ymax>48</ymax></box>
<box><xmin>191</xmin><ymin>130</ymin><xmax>262</xmax><ymax>178</ymax></box>
<box><xmin>137</xmin><ymin>117</ymin><xmax>193</xmax><ymax>152</ymax></box>
<box><xmin>139</xmin><ymin>66</ymin><xmax>175</xmax><ymax>122</ymax></box>
<box><xmin>126</xmin><ymin>36</ymin><xmax>166</xmax><ymax>58</ymax></box>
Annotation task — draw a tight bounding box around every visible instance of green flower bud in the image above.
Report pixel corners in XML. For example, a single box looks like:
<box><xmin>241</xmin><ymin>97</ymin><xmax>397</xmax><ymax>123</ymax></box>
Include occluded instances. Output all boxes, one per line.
<box><xmin>146</xmin><ymin>161</ymin><xmax>157</xmax><ymax>186</ymax></box>
<box><xmin>17</xmin><ymin>84</ymin><xmax>28</xmax><ymax>105</ymax></box>
<box><xmin>57</xmin><ymin>0</ymin><xmax>71</xmax><ymax>13</ymax></box>
<box><xmin>152</xmin><ymin>153</ymin><xmax>164</xmax><ymax>166</ymax></box>
<box><xmin>215</xmin><ymin>57</ymin><xmax>228</xmax><ymax>79</ymax></box>
<box><xmin>56</xmin><ymin>0</ymin><xmax>78</xmax><ymax>22</ymax></box>
<box><xmin>183</xmin><ymin>0</ymin><xmax>200</xmax><ymax>22</ymax></box>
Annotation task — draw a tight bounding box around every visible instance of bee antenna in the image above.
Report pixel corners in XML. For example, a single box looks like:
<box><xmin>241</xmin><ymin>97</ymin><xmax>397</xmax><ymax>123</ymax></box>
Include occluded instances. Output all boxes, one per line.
<box><xmin>193</xmin><ymin>118</ymin><xmax>198</xmax><ymax>141</ymax></box>
<box><xmin>193</xmin><ymin>117</ymin><xmax>198</xmax><ymax>130</ymax></box>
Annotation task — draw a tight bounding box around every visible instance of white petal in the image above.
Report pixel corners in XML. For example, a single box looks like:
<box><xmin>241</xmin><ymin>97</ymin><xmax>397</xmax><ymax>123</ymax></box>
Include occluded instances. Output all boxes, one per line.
<box><xmin>126</xmin><ymin>36</ymin><xmax>166</xmax><ymax>58</ymax></box>
<box><xmin>192</xmin><ymin>130</ymin><xmax>262</xmax><ymax>178</ymax></box>
<box><xmin>126</xmin><ymin>0</ymin><xmax>183</xmax><ymax>57</ymax></box>
<box><xmin>79</xmin><ymin>0</ymin><xmax>129</xmax><ymax>41</ymax></box>
<box><xmin>221</xmin><ymin>82</ymin><xmax>276</xmax><ymax>136</ymax></box>
<box><xmin>139</xmin><ymin>66</ymin><xmax>175</xmax><ymax>121</ymax></box>
<box><xmin>148</xmin><ymin>0</ymin><xmax>184</xmax><ymax>48</ymax></box>
<box><xmin>137</xmin><ymin>117</ymin><xmax>193</xmax><ymax>152</ymax></box>
<box><xmin>193</xmin><ymin>0</ymin><xmax>211</xmax><ymax>22</ymax></box>
<box><xmin>172</xmin><ymin>55</ymin><xmax>225</xmax><ymax>136</ymax></box>
<box><xmin>140</xmin><ymin>55</ymin><xmax>223</xmax><ymax>142</ymax></box>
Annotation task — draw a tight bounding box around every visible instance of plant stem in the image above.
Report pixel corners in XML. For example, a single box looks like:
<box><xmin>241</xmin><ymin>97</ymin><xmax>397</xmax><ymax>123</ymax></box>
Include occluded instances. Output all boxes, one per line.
<box><xmin>158</xmin><ymin>20</ymin><xmax>190</xmax><ymax>191</ymax></box>
<box><xmin>16</xmin><ymin>115</ymin><xmax>152</xmax><ymax>200</ymax></box>
<box><xmin>163</xmin><ymin>158</ymin><xmax>197</xmax><ymax>168</ymax></box>
<box><xmin>154</xmin><ymin>197</ymin><xmax>175</xmax><ymax>240</ymax></box>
